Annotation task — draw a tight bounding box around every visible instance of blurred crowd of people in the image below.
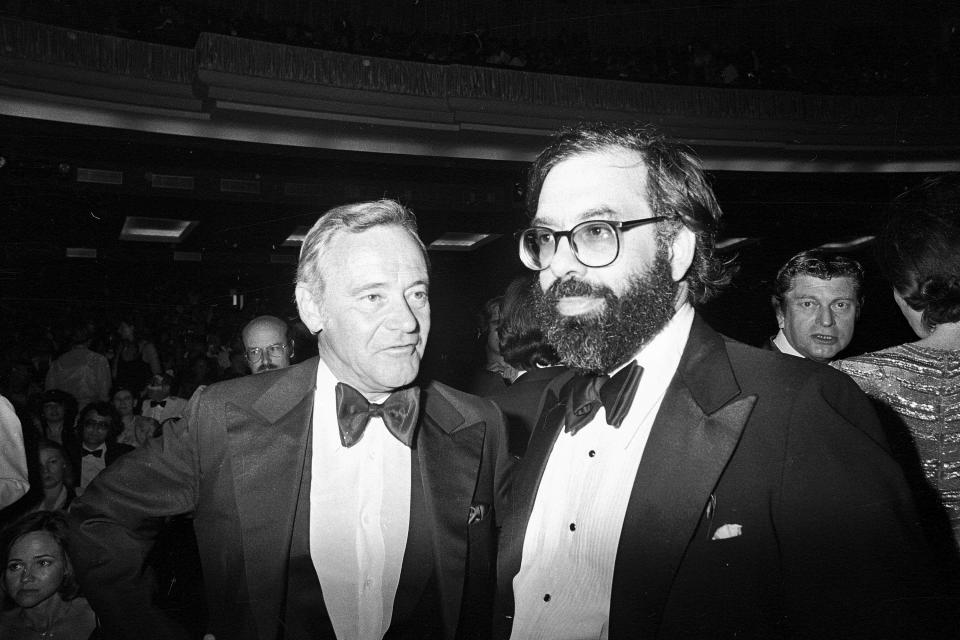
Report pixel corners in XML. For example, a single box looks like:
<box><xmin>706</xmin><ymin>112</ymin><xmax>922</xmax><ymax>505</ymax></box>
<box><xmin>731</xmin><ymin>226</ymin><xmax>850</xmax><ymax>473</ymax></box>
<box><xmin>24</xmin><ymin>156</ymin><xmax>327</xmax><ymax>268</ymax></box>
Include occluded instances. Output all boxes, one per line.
<box><xmin>2</xmin><ymin>0</ymin><xmax>959</xmax><ymax>96</ymax></box>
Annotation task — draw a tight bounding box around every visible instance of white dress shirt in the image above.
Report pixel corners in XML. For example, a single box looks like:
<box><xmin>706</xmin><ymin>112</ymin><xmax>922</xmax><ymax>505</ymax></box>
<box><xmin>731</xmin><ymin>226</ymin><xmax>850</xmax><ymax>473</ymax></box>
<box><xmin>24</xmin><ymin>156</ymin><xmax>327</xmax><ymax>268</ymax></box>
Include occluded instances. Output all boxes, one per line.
<box><xmin>78</xmin><ymin>442</ymin><xmax>107</xmax><ymax>495</ymax></box>
<box><xmin>310</xmin><ymin>361</ymin><xmax>412</xmax><ymax>640</ymax></box>
<box><xmin>510</xmin><ymin>304</ymin><xmax>694</xmax><ymax>640</ymax></box>
<box><xmin>772</xmin><ymin>329</ymin><xmax>806</xmax><ymax>358</ymax></box>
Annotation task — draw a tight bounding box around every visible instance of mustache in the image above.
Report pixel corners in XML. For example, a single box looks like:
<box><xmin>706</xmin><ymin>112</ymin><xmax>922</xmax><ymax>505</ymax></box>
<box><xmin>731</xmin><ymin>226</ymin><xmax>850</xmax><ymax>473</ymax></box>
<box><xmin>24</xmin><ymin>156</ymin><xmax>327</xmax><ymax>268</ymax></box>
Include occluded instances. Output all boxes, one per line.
<box><xmin>544</xmin><ymin>278</ymin><xmax>616</xmax><ymax>301</ymax></box>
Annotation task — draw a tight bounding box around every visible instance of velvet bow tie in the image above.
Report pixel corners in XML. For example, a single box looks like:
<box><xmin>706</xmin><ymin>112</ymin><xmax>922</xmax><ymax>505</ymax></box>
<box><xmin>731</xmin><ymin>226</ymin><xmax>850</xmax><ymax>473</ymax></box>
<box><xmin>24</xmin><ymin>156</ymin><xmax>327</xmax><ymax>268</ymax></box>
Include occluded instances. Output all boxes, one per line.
<box><xmin>81</xmin><ymin>448</ymin><xmax>103</xmax><ymax>458</ymax></box>
<box><xmin>335</xmin><ymin>383</ymin><xmax>420</xmax><ymax>448</ymax></box>
<box><xmin>562</xmin><ymin>361</ymin><xmax>643</xmax><ymax>435</ymax></box>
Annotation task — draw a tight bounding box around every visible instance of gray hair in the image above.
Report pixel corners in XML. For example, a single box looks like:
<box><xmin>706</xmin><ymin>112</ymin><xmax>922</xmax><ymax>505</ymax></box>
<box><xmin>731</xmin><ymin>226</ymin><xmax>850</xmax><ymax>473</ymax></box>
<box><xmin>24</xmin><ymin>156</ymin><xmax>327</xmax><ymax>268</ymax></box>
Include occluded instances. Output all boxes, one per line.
<box><xmin>296</xmin><ymin>199</ymin><xmax>428</xmax><ymax>298</ymax></box>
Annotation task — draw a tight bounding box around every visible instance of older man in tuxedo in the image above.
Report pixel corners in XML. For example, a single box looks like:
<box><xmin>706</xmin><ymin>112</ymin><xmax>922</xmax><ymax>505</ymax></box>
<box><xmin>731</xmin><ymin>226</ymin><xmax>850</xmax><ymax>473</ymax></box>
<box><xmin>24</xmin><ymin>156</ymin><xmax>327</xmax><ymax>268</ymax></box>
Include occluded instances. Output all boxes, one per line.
<box><xmin>69</xmin><ymin>199</ymin><xmax>506</xmax><ymax>640</ymax></box>
<box><xmin>496</xmin><ymin>122</ymin><xmax>952</xmax><ymax>639</ymax></box>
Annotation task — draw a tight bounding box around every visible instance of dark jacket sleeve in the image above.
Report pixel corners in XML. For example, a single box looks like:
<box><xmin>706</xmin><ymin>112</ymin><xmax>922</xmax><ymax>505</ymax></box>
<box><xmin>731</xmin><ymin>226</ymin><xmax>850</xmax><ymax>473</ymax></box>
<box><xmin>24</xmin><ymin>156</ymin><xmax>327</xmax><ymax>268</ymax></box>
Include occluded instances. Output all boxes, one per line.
<box><xmin>67</xmin><ymin>390</ymin><xmax>207</xmax><ymax>640</ymax></box>
<box><xmin>774</xmin><ymin>367</ymin><xmax>956</xmax><ymax>638</ymax></box>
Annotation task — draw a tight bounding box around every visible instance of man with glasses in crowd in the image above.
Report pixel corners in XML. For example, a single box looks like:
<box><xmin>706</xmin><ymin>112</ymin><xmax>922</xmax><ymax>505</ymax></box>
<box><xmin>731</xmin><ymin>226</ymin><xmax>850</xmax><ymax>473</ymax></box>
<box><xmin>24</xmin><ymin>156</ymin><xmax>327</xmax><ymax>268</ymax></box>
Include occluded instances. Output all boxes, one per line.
<box><xmin>242</xmin><ymin>315</ymin><xmax>294</xmax><ymax>374</ymax></box>
<box><xmin>69</xmin><ymin>199</ymin><xmax>507</xmax><ymax>640</ymax></box>
<box><xmin>495</xmin><ymin>122</ymin><xmax>952</xmax><ymax>639</ymax></box>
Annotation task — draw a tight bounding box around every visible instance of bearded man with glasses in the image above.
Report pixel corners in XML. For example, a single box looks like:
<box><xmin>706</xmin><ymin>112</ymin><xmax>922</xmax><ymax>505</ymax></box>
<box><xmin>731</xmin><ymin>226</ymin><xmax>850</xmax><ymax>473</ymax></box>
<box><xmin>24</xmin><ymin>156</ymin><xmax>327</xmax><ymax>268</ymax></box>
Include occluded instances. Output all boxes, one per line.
<box><xmin>496</xmin><ymin>122</ymin><xmax>953</xmax><ymax>639</ymax></box>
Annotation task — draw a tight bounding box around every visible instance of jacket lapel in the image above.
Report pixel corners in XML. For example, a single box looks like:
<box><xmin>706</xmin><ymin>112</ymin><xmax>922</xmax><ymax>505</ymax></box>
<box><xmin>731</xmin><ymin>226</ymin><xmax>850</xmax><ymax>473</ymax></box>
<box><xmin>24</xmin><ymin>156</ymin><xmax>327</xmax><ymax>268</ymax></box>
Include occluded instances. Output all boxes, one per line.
<box><xmin>414</xmin><ymin>382</ymin><xmax>485</xmax><ymax>640</ymax></box>
<box><xmin>609</xmin><ymin>316</ymin><xmax>757</xmax><ymax>638</ymax></box>
<box><xmin>227</xmin><ymin>358</ymin><xmax>318</xmax><ymax>640</ymax></box>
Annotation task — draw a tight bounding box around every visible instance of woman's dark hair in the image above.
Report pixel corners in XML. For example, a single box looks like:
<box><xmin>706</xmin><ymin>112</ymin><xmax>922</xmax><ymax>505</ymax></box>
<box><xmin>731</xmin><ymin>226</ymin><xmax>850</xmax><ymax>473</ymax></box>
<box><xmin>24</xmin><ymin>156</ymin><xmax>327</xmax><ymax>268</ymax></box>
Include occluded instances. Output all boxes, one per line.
<box><xmin>0</xmin><ymin>510</ymin><xmax>80</xmax><ymax>601</ymax></box>
<box><xmin>880</xmin><ymin>175</ymin><xmax>960</xmax><ymax>331</ymax></box>
<box><xmin>77</xmin><ymin>401</ymin><xmax>124</xmax><ymax>441</ymax></box>
<box><xmin>498</xmin><ymin>275</ymin><xmax>559</xmax><ymax>370</ymax></box>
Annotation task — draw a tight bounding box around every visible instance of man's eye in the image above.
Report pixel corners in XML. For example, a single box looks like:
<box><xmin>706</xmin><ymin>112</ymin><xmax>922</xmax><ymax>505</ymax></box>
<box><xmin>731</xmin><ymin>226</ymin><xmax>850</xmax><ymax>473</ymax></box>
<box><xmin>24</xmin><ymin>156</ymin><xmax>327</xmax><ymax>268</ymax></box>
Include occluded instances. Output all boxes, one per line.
<box><xmin>364</xmin><ymin>294</ymin><xmax>382</xmax><ymax>303</ymax></box>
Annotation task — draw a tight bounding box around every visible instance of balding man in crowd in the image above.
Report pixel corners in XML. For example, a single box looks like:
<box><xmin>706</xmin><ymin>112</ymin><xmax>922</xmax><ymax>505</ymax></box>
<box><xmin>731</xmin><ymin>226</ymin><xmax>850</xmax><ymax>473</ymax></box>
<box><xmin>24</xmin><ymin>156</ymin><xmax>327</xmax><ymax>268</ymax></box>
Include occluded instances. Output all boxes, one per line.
<box><xmin>765</xmin><ymin>250</ymin><xmax>864</xmax><ymax>363</ymax></box>
<box><xmin>69</xmin><ymin>199</ymin><xmax>507</xmax><ymax>640</ymax></box>
<box><xmin>242</xmin><ymin>315</ymin><xmax>293</xmax><ymax>374</ymax></box>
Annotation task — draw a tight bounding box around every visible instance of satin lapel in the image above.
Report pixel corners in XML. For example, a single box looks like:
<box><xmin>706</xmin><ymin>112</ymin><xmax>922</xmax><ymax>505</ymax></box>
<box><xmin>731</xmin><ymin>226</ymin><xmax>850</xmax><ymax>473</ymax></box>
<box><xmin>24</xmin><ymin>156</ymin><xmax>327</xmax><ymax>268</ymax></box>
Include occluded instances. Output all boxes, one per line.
<box><xmin>227</xmin><ymin>359</ymin><xmax>318</xmax><ymax>640</ymax></box>
<box><xmin>415</xmin><ymin>383</ymin><xmax>483</xmax><ymax>640</ymax></box>
<box><xmin>610</xmin><ymin>317</ymin><xmax>757</xmax><ymax>638</ymax></box>
<box><xmin>392</xmin><ymin>446</ymin><xmax>431</xmax><ymax>625</ymax></box>
<box><xmin>498</xmin><ymin>372</ymin><xmax>571</xmax><ymax>598</ymax></box>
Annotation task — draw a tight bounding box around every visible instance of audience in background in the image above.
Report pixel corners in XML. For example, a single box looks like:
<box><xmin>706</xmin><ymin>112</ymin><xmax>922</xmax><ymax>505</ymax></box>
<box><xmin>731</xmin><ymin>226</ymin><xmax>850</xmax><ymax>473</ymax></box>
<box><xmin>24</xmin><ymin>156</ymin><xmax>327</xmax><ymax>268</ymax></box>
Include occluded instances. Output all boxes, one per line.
<box><xmin>44</xmin><ymin>322</ymin><xmax>111</xmax><ymax>413</ymax></box>
<box><xmin>466</xmin><ymin>295</ymin><xmax>517</xmax><ymax>396</ymax></box>
<box><xmin>32</xmin><ymin>439</ymin><xmax>74</xmax><ymax>513</ymax></box>
<box><xmin>111</xmin><ymin>386</ymin><xmax>160</xmax><ymax>448</ymax></box>
<box><xmin>66</xmin><ymin>402</ymin><xmax>133</xmax><ymax>496</ymax></box>
<box><xmin>766</xmin><ymin>250</ymin><xmax>864</xmax><ymax>363</ymax></box>
<box><xmin>111</xmin><ymin>318</ymin><xmax>162</xmax><ymax>399</ymax></box>
<box><xmin>34</xmin><ymin>389</ymin><xmax>76</xmax><ymax>447</ymax></box>
<box><xmin>140</xmin><ymin>374</ymin><xmax>187</xmax><ymax>430</ymax></box>
<box><xmin>833</xmin><ymin>175</ymin><xmax>960</xmax><ymax>552</ymax></box>
<box><xmin>0</xmin><ymin>511</ymin><xmax>99</xmax><ymax>639</ymax></box>
<box><xmin>2</xmin><ymin>2</ymin><xmax>956</xmax><ymax>97</ymax></box>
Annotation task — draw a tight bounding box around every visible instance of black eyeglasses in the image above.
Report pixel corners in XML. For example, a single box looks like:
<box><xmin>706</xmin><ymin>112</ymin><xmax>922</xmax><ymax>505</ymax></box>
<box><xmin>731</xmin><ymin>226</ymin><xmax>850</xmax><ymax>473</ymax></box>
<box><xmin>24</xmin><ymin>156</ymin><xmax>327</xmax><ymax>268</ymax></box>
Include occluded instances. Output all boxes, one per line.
<box><xmin>246</xmin><ymin>343</ymin><xmax>288</xmax><ymax>363</ymax></box>
<box><xmin>517</xmin><ymin>217</ymin><xmax>668</xmax><ymax>270</ymax></box>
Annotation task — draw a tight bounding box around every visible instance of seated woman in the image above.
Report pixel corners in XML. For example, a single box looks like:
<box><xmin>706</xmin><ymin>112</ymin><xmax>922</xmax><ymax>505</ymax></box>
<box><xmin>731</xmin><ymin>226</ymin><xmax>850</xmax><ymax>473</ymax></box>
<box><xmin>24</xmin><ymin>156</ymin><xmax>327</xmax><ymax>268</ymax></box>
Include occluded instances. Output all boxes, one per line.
<box><xmin>32</xmin><ymin>440</ymin><xmax>75</xmax><ymax>513</ymax></box>
<box><xmin>111</xmin><ymin>386</ymin><xmax>160</xmax><ymax>447</ymax></box>
<box><xmin>0</xmin><ymin>510</ymin><xmax>98</xmax><ymax>639</ymax></box>
<box><xmin>833</xmin><ymin>175</ymin><xmax>960</xmax><ymax>551</ymax></box>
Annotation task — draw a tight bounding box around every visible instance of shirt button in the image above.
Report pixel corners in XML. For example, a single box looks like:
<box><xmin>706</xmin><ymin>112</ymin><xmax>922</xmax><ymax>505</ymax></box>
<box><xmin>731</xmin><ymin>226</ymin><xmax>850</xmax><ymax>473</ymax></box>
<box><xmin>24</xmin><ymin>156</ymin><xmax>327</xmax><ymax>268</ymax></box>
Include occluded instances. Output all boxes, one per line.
<box><xmin>363</xmin><ymin>577</ymin><xmax>373</xmax><ymax>590</ymax></box>
<box><xmin>543</xmin><ymin>594</ymin><xmax>551</xmax><ymax>602</ymax></box>
<box><xmin>588</xmin><ymin>450</ymin><xmax>596</xmax><ymax>457</ymax></box>
<box><xmin>569</xmin><ymin>522</ymin><xmax>576</xmax><ymax>531</ymax></box>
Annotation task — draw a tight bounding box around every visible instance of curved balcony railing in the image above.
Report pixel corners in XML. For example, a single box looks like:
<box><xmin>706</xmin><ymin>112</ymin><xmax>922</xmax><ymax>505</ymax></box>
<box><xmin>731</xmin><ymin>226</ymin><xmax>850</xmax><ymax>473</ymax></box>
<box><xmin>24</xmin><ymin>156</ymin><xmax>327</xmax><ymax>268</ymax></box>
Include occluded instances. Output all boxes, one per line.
<box><xmin>2</xmin><ymin>16</ymin><xmax>958</xmax><ymax>143</ymax></box>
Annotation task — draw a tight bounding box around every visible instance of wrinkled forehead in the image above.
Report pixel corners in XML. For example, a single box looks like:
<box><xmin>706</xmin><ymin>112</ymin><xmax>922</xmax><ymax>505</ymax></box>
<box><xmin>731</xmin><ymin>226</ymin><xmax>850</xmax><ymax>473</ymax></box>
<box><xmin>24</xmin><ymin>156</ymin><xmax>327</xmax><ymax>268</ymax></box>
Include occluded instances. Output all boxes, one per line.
<box><xmin>323</xmin><ymin>226</ymin><xmax>429</xmax><ymax>283</ymax></box>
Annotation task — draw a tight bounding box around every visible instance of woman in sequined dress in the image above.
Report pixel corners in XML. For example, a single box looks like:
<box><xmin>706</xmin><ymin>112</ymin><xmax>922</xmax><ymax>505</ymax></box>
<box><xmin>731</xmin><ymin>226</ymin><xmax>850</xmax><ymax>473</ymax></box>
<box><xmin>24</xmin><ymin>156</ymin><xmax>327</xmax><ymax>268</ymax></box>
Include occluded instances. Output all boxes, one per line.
<box><xmin>834</xmin><ymin>177</ymin><xmax>960</xmax><ymax>549</ymax></box>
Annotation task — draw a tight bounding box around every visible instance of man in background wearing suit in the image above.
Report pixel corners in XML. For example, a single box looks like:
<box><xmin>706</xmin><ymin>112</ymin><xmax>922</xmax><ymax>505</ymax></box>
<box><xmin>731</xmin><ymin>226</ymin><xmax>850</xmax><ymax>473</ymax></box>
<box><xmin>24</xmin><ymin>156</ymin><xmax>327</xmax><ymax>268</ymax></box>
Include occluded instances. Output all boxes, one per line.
<box><xmin>69</xmin><ymin>199</ymin><xmax>506</xmax><ymax>640</ymax></box>
<box><xmin>764</xmin><ymin>249</ymin><xmax>864</xmax><ymax>362</ymax></box>
<box><xmin>496</xmin><ymin>122</ymin><xmax>951</xmax><ymax>639</ymax></box>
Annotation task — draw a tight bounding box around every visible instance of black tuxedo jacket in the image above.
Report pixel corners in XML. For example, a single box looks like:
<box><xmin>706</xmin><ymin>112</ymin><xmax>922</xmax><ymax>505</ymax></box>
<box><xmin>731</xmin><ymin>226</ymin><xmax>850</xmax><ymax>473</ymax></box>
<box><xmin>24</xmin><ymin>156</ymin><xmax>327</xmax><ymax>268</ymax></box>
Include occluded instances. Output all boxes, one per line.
<box><xmin>495</xmin><ymin>315</ymin><xmax>950</xmax><ymax>639</ymax></box>
<box><xmin>69</xmin><ymin>357</ymin><xmax>506</xmax><ymax>640</ymax></box>
<box><xmin>489</xmin><ymin>366</ymin><xmax>568</xmax><ymax>458</ymax></box>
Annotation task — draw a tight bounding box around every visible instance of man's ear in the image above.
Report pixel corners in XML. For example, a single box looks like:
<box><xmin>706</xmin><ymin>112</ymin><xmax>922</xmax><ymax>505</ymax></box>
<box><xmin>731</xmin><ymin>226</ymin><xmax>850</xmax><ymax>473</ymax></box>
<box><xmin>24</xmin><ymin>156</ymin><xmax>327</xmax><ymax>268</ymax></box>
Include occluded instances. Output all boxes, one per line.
<box><xmin>669</xmin><ymin>226</ymin><xmax>696</xmax><ymax>282</ymax></box>
<box><xmin>772</xmin><ymin>297</ymin><xmax>785</xmax><ymax>329</ymax></box>
<box><xmin>295</xmin><ymin>284</ymin><xmax>324</xmax><ymax>335</ymax></box>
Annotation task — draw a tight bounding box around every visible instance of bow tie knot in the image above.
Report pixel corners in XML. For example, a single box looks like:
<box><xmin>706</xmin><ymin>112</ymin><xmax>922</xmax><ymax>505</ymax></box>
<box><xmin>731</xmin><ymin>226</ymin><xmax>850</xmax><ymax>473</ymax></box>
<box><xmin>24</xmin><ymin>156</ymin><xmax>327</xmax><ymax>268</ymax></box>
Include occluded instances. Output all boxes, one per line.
<box><xmin>150</xmin><ymin>400</ymin><xmax>166</xmax><ymax>408</ymax></box>
<box><xmin>81</xmin><ymin>448</ymin><xmax>103</xmax><ymax>458</ymax></box>
<box><xmin>335</xmin><ymin>383</ymin><xmax>420</xmax><ymax>448</ymax></box>
<box><xmin>562</xmin><ymin>361</ymin><xmax>643</xmax><ymax>435</ymax></box>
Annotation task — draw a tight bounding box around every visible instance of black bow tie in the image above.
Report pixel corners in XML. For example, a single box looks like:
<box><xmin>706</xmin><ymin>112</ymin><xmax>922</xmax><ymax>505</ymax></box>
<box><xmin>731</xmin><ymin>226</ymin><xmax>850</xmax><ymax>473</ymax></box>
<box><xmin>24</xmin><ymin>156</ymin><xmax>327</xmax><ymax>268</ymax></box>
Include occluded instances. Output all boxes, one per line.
<box><xmin>150</xmin><ymin>400</ymin><xmax>166</xmax><ymax>408</ymax></box>
<box><xmin>335</xmin><ymin>383</ymin><xmax>420</xmax><ymax>448</ymax></box>
<box><xmin>562</xmin><ymin>361</ymin><xmax>643</xmax><ymax>435</ymax></box>
<box><xmin>81</xmin><ymin>448</ymin><xmax>103</xmax><ymax>458</ymax></box>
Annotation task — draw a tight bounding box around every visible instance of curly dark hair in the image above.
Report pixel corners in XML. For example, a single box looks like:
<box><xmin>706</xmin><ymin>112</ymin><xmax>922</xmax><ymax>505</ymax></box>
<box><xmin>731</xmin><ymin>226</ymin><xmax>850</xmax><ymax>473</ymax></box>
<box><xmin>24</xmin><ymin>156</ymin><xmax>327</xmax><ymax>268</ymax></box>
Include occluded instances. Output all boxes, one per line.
<box><xmin>880</xmin><ymin>175</ymin><xmax>960</xmax><ymax>331</ymax></box>
<box><xmin>525</xmin><ymin>121</ymin><xmax>732</xmax><ymax>305</ymax></box>
<box><xmin>0</xmin><ymin>510</ymin><xmax>81</xmax><ymax>601</ymax></box>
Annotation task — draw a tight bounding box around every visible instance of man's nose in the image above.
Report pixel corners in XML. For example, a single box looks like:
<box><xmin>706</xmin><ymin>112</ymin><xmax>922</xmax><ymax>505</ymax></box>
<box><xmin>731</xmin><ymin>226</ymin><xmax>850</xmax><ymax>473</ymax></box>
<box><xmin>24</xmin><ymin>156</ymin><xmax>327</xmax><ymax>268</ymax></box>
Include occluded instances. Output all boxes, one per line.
<box><xmin>817</xmin><ymin>305</ymin><xmax>835</xmax><ymax>326</ymax></box>
<box><xmin>386</xmin><ymin>298</ymin><xmax>419</xmax><ymax>332</ymax></box>
<box><xmin>547</xmin><ymin>236</ymin><xmax>586</xmax><ymax>281</ymax></box>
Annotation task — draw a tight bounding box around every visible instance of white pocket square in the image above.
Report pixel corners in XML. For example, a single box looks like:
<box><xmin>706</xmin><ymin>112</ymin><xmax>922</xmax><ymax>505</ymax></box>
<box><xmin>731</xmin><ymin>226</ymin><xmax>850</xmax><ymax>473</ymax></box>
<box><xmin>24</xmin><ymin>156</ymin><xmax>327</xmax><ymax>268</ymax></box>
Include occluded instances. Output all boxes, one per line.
<box><xmin>711</xmin><ymin>523</ymin><xmax>742</xmax><ymax>540</ymax></box>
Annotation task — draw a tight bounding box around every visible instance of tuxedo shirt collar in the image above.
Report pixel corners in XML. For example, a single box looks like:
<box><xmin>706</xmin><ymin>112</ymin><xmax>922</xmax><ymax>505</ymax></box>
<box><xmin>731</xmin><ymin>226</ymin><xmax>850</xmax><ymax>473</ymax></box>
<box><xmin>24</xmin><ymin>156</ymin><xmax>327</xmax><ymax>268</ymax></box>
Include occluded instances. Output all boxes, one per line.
<box><xmin>772</xmin><ymin>329</ymin><xmax>805</xmax><ymax>359</ymax></box>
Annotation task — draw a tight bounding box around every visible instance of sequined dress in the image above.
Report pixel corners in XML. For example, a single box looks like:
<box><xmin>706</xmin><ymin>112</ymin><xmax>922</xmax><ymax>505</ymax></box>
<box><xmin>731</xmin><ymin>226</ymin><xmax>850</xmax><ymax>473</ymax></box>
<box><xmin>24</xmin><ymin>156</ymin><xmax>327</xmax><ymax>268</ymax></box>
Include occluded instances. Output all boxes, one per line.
<box><xmin>834</xmin><ymin>344</ymin><xmax>960</xmax><ymax>542</ymax></box>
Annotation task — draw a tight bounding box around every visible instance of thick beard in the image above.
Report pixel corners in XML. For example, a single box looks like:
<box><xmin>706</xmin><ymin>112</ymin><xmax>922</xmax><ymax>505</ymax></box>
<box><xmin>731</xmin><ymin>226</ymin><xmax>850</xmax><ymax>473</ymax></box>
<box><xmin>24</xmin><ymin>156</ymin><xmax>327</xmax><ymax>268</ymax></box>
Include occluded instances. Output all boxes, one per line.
<box><xmin>534</xmin><ymin>248</ymin><xmax>679</xmax><ymax>375</ymax></box>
